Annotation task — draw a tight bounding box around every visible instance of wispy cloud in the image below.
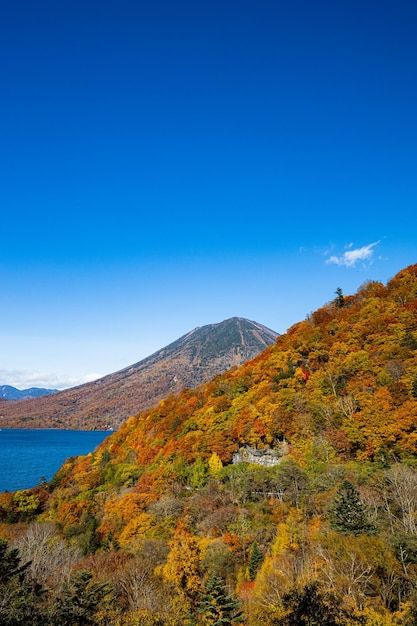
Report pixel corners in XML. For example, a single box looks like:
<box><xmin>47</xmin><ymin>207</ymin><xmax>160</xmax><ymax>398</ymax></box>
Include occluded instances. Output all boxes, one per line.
<box><xmin>0</xmin><ymin>369</ymin><xmax>101</xmax><ymax>391</ymax></box>
<box><xmin>325</xmin><ymin>241</ymin><xmax>380</xmax><ymax>268</ymax></box>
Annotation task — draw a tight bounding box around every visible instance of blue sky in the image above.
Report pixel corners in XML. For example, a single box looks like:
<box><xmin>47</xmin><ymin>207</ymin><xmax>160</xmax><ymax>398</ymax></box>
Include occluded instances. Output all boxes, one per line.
<box><xmin>1</xmin><ymin>0</ymin><xmax>416</xmax><ymax>389</ymax></box>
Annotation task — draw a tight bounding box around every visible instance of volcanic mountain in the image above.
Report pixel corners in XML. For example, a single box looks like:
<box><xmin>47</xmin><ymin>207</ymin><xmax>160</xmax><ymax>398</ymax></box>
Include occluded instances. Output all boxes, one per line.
<box><xmin>0</xmin><ymin>317</ymin><xmax>278</xmax><ymax>430</ymax></box>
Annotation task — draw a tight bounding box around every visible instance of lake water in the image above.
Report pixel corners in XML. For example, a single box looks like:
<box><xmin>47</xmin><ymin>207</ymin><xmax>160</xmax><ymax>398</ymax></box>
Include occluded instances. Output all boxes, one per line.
<box><xmin>0</xmin><ymin>429</ymin><xmax>111</xmax><ymax>492</ymax></box>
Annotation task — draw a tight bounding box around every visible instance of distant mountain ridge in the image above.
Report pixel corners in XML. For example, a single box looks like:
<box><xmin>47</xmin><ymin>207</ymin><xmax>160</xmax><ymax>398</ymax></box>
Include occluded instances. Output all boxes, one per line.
<box><xmin>0</xmin><ymin>385</ymin><xmax>58</xmax><ymax>401</ymax></box>
<box><xmin>0</xmin><ymin>317</ymin><xmax>278</xmax><ymax>430</ymax></box>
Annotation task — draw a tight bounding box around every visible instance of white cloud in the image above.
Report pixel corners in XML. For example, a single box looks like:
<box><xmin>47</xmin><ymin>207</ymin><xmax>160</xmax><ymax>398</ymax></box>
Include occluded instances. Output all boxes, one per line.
<box><xmin>0</xmin><ymin>369</ymin><xmax>102</xmax><ymax>391</ymax></box>
<box><xmin>325</xmin><ymin>241</ymin><xmax>380</xmax><ymax>268</ymax></box>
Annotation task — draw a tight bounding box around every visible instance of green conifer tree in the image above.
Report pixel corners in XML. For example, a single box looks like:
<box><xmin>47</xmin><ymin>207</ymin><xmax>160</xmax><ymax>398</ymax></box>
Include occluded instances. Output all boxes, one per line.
<box><xmin>196</xmin><ymin>572</ymin><xmax>244</xmax><ymax>625</ymax></box>
<box><xmin>248</xmin><ymin>541</ymin><xmax>263</xmax><ymax>581</ymax></box>
<box><xmin>53</xmin><ymin>569</ymin><xmax>114</xmax><ymax>625</ymax></box>
<box><xmin>79</xmin><ymin>511</ymin><xmax>101</xmax><ymax>555</ymax></box>
<box><xmin>334</xmin><ymin>287</ymin><xmax>345</xmax><ymax>309</ymax></box>
<box><xmin>330</xmin><ymin>480</ymin><xmax>375</xmax><ymax>536</ymax></box>
<box><xmin>0</xmin><ymin>539</ymin><xmax>46</xmax><ymax>625</ymax></box>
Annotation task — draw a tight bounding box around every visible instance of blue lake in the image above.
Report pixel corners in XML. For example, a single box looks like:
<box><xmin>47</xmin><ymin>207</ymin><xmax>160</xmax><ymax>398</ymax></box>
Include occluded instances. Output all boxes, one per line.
<box><xmin>0</xmin><ymin>428</ymin><xmax>111</xmax><ymax>492</ymax></box>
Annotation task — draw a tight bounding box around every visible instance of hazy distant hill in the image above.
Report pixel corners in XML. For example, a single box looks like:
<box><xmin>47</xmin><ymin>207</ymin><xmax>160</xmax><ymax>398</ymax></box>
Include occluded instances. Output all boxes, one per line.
<box><xmin>0</xmin><ymin>317</ymin><xmax>278</xmax><ymax>430</ymax></box>
<box><xmin>0</xmin><ymin>385</ymin><xmax>58</xmax><ymax>401</ymax></box>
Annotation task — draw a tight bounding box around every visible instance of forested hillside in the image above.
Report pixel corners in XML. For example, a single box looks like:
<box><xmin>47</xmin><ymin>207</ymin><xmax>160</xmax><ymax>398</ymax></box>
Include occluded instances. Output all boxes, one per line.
<box><xmin>1</xmin><ymin>264</ymin><xmax>417</xmax><ymax>625</ymax></box>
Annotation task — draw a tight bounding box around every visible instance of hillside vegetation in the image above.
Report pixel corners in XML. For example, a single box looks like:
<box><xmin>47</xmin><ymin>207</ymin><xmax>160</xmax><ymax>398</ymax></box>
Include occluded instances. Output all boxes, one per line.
<box><xmin>1</xmin><ymin>264</ymin><xmax>417</xmax><ymax>625</ymax></box>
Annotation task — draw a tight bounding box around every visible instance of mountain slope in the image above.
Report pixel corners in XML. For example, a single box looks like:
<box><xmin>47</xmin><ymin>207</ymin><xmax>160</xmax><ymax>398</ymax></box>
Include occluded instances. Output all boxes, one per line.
<box><xmin>2</xmin><ymin>264</ymin><xmax>417</xmax><ymax>625</ymax></box>
<box><xmin>0</xmin><ymin>385</ymin><xmax>58</xmax><ymax>401</ymax></box>
<box><xmin>39</xmin><ymin>263</ymin><xmax>417</xmax><ymax>532</ymax></box>
<box><xmin>0</xmin><ymin>317</ymin><xmax>278</xmax><ymax>430</ymax></box>
<box><xmin>44</xmin><ymin>264</ymin><xmax>417</xmax><ymax>491</ymax></box>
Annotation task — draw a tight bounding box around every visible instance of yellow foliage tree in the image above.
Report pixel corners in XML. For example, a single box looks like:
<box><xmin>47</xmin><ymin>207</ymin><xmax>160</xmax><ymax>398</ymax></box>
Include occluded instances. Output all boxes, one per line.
<box><xmin>272</xmin><ymin>507</ymin><xmax>305</xmax><ymax>555</ymax></box>
<box><xmin>208</xmin><ymin>452</ymin><xmax>223</xmax><ymax>476</ymax></box>
<box><xmin>162</xmin><ymin>525</ymin><xmax>202</xmax><ymax>615</ymax></box>
<box><xmin>118</xmin><ymin>512</ymin><xmax>154</xmax><ymax>547</ymax></box>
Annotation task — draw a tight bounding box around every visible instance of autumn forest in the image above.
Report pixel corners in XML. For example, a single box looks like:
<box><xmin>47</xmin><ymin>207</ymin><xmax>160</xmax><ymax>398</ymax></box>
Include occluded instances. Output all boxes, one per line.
<box><xmin>1</xmin><ymin>264</ymin><xmax>417</xmax><ymax>625</ymax></box>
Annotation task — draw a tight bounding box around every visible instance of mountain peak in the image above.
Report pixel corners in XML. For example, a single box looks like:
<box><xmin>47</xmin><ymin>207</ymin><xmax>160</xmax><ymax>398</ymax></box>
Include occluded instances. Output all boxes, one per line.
<box><xmin>0</xmin><ymin>317</ymin><xmax>278</xmax><ymax>430</ymax></box>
